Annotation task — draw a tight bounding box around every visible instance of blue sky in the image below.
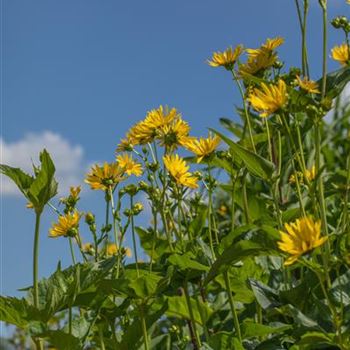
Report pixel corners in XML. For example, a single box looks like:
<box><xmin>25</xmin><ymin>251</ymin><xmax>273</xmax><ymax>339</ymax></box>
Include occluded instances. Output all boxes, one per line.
<box><xmin>1</xmin><ymin>0</ymin><xmax>348</xmax><ymax>297</ymax></box>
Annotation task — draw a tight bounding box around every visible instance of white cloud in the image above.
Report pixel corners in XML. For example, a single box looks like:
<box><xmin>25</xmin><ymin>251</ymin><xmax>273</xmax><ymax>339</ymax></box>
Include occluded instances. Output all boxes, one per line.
<box><xmin>1</xmin><ymin>131</ymin><xmax>85</xmax><ymax>196</ymax></box>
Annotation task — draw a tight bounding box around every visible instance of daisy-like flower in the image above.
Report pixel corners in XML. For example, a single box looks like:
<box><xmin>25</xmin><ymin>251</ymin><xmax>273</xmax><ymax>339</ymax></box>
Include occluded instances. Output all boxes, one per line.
<box><xmin>278</xmin><ymin>216</ymin><xmax>327</xmax><ymax>266</ymax></box>
<box><xmin>248</xmin><ymin>79</ymin><xmax>288</xmax><ymax>117</ymax></box>
<box><xmin>207</xmin><ymin>45</ymin><xmax>244</xmax><ymax>69</ymax></box>
<box><xmin>183</xmin><ymin>134</ymin><xmax>221</xmax><ymax>163</ymax></box>
<box><xmin>106</xmin><ymin>243</ymin><xmax>118</xmax><ymax>256</ymax></box>
<box><xmin>49</xmin><ymin>210</ymin><xmax>81</xmax><ymax>238</ymax></box>
<box><xmin>116</xmin><ymin>137</ymin><xmax>134</xmax><ymax>152</ymax></box>
<box><xmin>246</xmin><ymin>37</ymin><xmax>284</xmax><ymax>58</ymax></box>
<box><xmin>60</xmin><ymin>186</ymin><xmax>81</xmax><ymax>205</ymax></box>
<box><xmin>296</xmin><ymin>76</ymin><xmax>320</xmax><ymax>94</ymax></box>
<box><xmin>85</xmin><ymin>162</ymin><xmax>125</xmax><ymax>191</ymax></box>
<box><xmin>240</xmin><ymin>37</ymin><xmax>284</xmax><ymax>76</ymax></box>
<box><xmin>163</xmin><ymin>154</ymin><xmax>198</xmax><ymax>189</ymax></box>
<box><xmin>331</xmin><ymin>43</ymin><xmax>350</xmax><ymax>66</ymax></box>
<box><xmin>116</xmin><ymin>153</ymin><xmax>143</xmax><ymax>177</ymax></box>
<box><xmin>128</xmin><ymin>106</ymin><xmax>180</xmax><ymax>145</ymax></box>
<box><xmin>157</xmin><ymin>118</ymin><xmax>191</xmax><ymax>149</ymax></box>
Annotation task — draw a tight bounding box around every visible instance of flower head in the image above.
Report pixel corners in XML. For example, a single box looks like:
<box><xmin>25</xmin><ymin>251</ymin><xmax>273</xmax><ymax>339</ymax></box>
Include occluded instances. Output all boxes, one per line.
<box><xmin>158</xmin><ymin>118</ymin><xmax>191</xmax><ymax>149</ymax></box>
<box><xmin>183</xmin><ymin>134</ymin><xmax>221</xmax><ymax>163</ymax></box>
<box><xmin>278</xmin><ymin>216</ymin><xmax>327</xmax><ymax>265</ymax></box>
<box><xmin>296</xmin><ymin>76</ymin><xmax>320</xmax><ymax>94</ymax></box>
<box><xmin>116</xmin><ymin>137</ymin><xmax>134</xmax><ymax>152</ymax></box>
<box><xmin>85</xmin><ymin>162</ymin><xmax>125</xmax><ymax>191</ymax></box>
<box><xmin>240</xmin><ymin>37</ymin><xmax>284</xmax><ymax>76</ymax></box>
<box><xmin>82</xmin><ymin>243</ymin><xmax>95</xmax><ymax>255</ymax></box>
<box><xmin>248</xmin><ymin>79</ymin><xmax>288</xmax><ymax>117</ymax></box>
<box><xmin>49</xmin><ymin>210</ymin><xmax>81</xmax><ymax>238</ymax></box>
<box><xmin>116</xmin><ymin>153</ymin><xmax>143</xmax><ymax>177</ymax></box>
<box><xmin>208</xmin><ymin>45</ymin><xmax>244</xmax><ymax>69</ymax></box>
<box><xmin>106</xmin><ymin>243</ymin><xmax>118</xmax><ymax>256</ymax></box>
<box><xmin>331</xmin><ymin>43</ymin><xmax>350</xmax><ymax>66</ymax></box>
<box><xmin>163</xmin><ymin>154</ymin><xmax>198</xmax><ymax>189</ymax></box>
<box><xmin>128</xmin><ymin>106</ymin><xmax>180</xmax><ymax>145</ymax></box>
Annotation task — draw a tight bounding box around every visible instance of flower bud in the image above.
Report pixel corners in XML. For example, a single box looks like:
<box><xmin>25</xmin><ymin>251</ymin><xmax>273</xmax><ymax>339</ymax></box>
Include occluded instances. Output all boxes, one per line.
<box><xmin>85</xmin><ymin>212</ymin><xmax>95</xmax><ymax>225</ymax></box>
<box><xmin>132</xmin><ymin>202</ymin><xmax>144</xmax><ymax>215</ymax></box>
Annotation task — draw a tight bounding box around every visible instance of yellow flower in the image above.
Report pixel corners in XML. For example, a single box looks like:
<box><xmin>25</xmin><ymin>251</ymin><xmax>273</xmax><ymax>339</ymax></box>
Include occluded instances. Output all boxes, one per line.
<box><xmin>278</xmin><ymin>216</ymin><xmax>327</xmax><ymax>266</ymax></box>
<box><xmin>331</xmin><ymin>43</ymin><xmax>350</xmax><ymax>66</ymax></box>
<box><xmin>128</xmin><ymin>106</ymin><xmax>180</xmax><ymax>145</ymax></box>
<box><xmin>106</xmin><ymin>243</ymin><xmax>118</xmax><ymax>256</ymax></box>
<box><xmin>85</xmin><ymin>162</ymin><xmax>125</xmax><ymax>191</ymax></box>
<box><xmin>82</xmin><ymin>242</ymin><xmax>95</xmax><ymax>255</ymax></box>
<box><xmin>289</xmin><ymin>166</ymin><xmax>316</xmax><ymax>184</ymax></box>
<box><xmin>296</xmin><ymin>76</ymin><xmax>320</xmax><ymax>94</ymax></box>
<box><xmin>305</xmin><ymin>165</ymin><xmax>316</xmax><ymax>182</ymax></box>
<box><xmin>157</xmin><ymin>118</ymin><xmax>191</xmax><ymax>148</ymax></box>
<box><xmin>69</xmin><ymin>186</ymin><xmax>81</xmax><ymax>200</ymax></box>
<box><xmin>116</xmin><ymin>137</ymin><xmax>134</xmax><ymax>152</ymax></box>
<box><xmin>163</xmin><ymin>154</ymin><xmax>198</xmax><ymax>189</ymax></box>
<box><xmin>240</xmin><ymin>37</ymin><xmax>284</xmax><ymax>76</ymax></box>
<box><xmin>116</xmin><ymin>153</ymin><xmax>143</xmax><ymax>177</ymax></box>
<box><xmin>183</xmin><ymin>134</ymin><xmax>221</xmax><ymax>163</ymax></box>
<box><xmin>248</xmin><ymin>79</ymin><xmax>288</xmax><ymax>117</ymax></box>
<box><xmin>207</xmin><ymin>45</ymin><xmax>244</xmax><ymax>69</ymax></box>
<box><xmin>49</xmin><ymin>210</ymin><xmax>80</xmax><ymax>238</ymax></box>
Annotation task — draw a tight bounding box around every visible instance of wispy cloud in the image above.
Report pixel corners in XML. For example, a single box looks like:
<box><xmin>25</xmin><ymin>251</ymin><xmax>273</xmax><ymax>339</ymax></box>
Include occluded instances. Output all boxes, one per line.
<box><xmin>1</xmin><ymin>131</ymin><xmax>85</xmax><ymax>196</ymax></box>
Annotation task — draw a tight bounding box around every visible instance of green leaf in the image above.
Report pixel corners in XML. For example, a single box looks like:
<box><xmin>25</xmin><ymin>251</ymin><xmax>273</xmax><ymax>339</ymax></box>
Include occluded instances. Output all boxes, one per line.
<box><xmin>298</xmin><ymin>331</ymin><xmax>336</xmax><ymax>346</ymax></box>
<box><xmin>168</xmin><ymin>253</ymin><xmax>209</xmax><ymax>280</ymax></box>
<box><xmin>211</xmin><ymin>129</ymin><xmax>275</xmax><ymax>180</ymax></box>
<box><xmin>205</xmin><ymin>241</ymin><xmax>272</xmax><ymax>284</ymax></box>
<box><xmin>242</xmin><ymin>321</ymin><xmax>292</xmax><ymax>338</ymax></box>
<box><xmin>208</xmin><ymin>332</ymin><xmax>244</xmax><ymax>350</ymax></box>
<box><xmin>188</xmin><ymin>204</ymin><xmax>208</xmax><ymax>238</ymax></box>
<box><xmin>0</xmin><ymin>165</ymin><xmax>34</xmax><ymax>198</ymax></box>
<box><xmin>0</xmin><ymin>296</ymin><xmax>41</xmax><ymax>328</ymax></box>
<box><xmin>160</xmin><ymin>295</ymin><xmax>212</xmax><ymax>326</ymax></box>
<box><xmin>319</xmin><ymin>66</ymin><xmax>350</xmax><ymax>99</ymax></box>
<box><xmin>28</xmin><ymin>149</ymin><xmax>58</xmax><ymax>210</ymax></box>
<box><xmin>136</xmin><ymin>227</ymin><xmax>170</xmax><ymax>260</ymax></box>
<box><xmin>40</xmin><ymin>330</ymin><xmax>81</xmax><ymax>350</ymax></box>
<box><xmin>119</xmin><ymin>302</ymin><xmax>167</xmax><ymax>350</ymax></box>
<box><xmin>249</xmin><ymin>279</ymin><xmax>280</xmax><ymax>310</ymax></box>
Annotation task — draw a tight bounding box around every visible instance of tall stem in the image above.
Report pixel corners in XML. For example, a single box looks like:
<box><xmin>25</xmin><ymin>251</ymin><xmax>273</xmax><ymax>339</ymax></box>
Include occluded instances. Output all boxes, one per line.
<box><xmin>140</xmin><ymin>305</ymin><xmax>150</xmax><ymax>350</ymax></box>
<box><xmin>184</xmin><ymin>283</ymin><xmax>202</xmax><ymax>348</ymax></box>
<box><xmin>33</xmin><ymin>211</ymin><xmax>43</xmax><ymax>350</ymax></box>
<box><xmin>130</xmin><ymin>196</ymin><xmax>139</xmax><ymax>275</ymax></box>
<box><xmin>320</xmin><ymin>0</ymin><xmax>328</xmax><ymax>98</ymax></box>
<box><xmin>231</xmin><ymin>70</ymin><xmax>256</xmax><ymax>153</ymax></box>
<box><xmin>223</xmin><ymin>271</ymin><xmax>242</xmax><ymax>344</ymax></box>
<box><xmin>33</xmin><ymin>211</ymin><xmax>42</xmax><ymax>309</ymax></box>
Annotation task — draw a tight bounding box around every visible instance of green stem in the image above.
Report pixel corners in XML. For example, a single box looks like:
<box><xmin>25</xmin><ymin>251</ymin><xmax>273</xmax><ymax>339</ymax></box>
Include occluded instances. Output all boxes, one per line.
<box><xmin>320</xmin><ymin>0</ymin><xmax>328</xmax><ymax>98</ymax></box>
<box><xmin>69</xmin><ymin>238</ymin><xmax>76</xmax><ymax>265</ymax></box>
<box><xmin>130</xmin><ymin>196</ymin><xmax>140</xmax><ymax>276</ymax></box>
<box><xmin>140</xmin><ymin>305</ymin><xmax>150</xmax><ymax>350</ymax></box>
<box><xmin>184</xmin><ymin>283</ymin><xmax>202</xmax><ymax>348</ymax></box>
<box><xmin>33</xmin><ymin>211</ymin><xmax>44</xmax><ymax>350</ymax></box>
<box><xmin>223</xmin><ymin>272</ymin><xmax>242</xmax><ymax>344</ymax></box>
<box><xmin>33</xmin><ymin>211</ymin><xmax>42</xmax><ymax>309</ymax></box>
<box><xmin>242</xmin><ymin>172</ymin><xmax>250</xmax><ymax>224</ymax></box>
<box><xmin>99</xmin><ymin>327</ymin><xmax>106</xmax><ymax>350</ymax></box>
<box><xmin>231</xmin><ymin>70</ymin><xmax>256</xmax><ymax>153</ymax></box>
